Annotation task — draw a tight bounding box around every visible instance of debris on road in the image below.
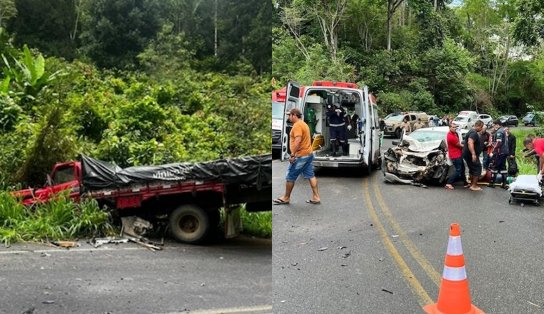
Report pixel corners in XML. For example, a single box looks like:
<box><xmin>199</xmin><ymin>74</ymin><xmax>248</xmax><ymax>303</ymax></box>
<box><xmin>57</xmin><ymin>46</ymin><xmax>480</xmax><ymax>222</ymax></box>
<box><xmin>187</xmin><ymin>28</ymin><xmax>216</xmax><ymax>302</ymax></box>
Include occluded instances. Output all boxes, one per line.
<box><xmin>42</xmin><ymin>300</ymin><xmax>55</xmax><ymax>304</ymax></box>
<box><xmin>381</xmin><ymin>289</ymin><xmax>393</xmax><ymax>294</ymax></box>
<box><xmin>337</xmin><ymin>246</ymin><xmax>347</xmax><ymax>249</ymax></box>
<box><xmin>341</xmin><ymin>251</ymin><xmax>351</xmax><ymax>258</ymax></box>
<box><xmin>527</xmin><ymin>300</ymin><xmax>541</xmax><ymax>308</ymax></box>
<box><xmin>121</xmin><ymin>216</ymin><xmax>153</xmax><ymax>238</ymax></box>
<box><xmin>317</xmin><ymin>247</ymin><xmax>328</xmax><ymax>251</ymax></box>
<box><xmin>51</xmin><ymin>241</ymin><xmax>79</xmax><ymax>248</ymax></box>
<box><xmin>90</xmin><ymin>237</ymin><xmax>129</xmax><ymax>248</ymax></box>
<box><xmin>126</xmin><ymin>236</ymin><xmax>163</xmax><ymax>251</ymax></box>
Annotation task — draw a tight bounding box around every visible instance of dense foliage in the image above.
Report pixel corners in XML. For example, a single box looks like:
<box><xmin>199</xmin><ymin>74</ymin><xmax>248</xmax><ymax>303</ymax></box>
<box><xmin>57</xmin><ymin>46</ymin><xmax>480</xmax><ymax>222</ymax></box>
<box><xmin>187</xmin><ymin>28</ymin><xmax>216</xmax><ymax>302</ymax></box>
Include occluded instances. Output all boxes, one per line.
<box><xmin>0</xmin><ymin>3</ymin><xmax>271</xmax><ymax>188</ymax></box>
<box><xmin>0</xmin><ymin>192</ymin><xmax>113</xmax><ymax>246</ymax></box>
<box><xmin>273</xmin><ymin>0</ymin><xmax>544</xmax><ymax>117</ymax></box>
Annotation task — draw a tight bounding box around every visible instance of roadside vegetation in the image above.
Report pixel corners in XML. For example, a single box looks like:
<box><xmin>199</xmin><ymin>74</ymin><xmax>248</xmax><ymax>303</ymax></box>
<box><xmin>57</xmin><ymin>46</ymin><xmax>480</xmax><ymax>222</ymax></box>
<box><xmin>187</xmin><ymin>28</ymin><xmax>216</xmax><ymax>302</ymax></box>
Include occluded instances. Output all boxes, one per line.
<box><xmin>511</xmin><ymin>128</ymin><xmax>544</xmax><ymax>175</ymax></box>
<box><xmin>0</xmin><ymin>192</ymin><xmax>113</xmax><ymax>246</ymax></box>
<box><xmin>274</xmin><ymin>0</ymin><xmax>544</xmax><ymax>117</ymax></box>
<box><xmin>241</xmin><ymin>208</ymin><xmax>273</xmax><ymax>238</ymax></box>
<box><xmin>0</xmin><ymin>0</ymin><xmax>272</xmax><ymax>242</ymax></box>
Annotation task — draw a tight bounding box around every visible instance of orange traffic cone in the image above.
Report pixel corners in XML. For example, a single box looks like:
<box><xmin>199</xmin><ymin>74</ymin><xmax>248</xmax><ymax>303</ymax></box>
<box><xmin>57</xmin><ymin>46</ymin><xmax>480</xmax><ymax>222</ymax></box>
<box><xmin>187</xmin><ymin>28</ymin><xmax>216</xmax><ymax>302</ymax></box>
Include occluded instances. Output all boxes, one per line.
<box><xmin>423</xmin><ymin>223</ymin><xmax>484</xmax><ymax>314</ymax></box>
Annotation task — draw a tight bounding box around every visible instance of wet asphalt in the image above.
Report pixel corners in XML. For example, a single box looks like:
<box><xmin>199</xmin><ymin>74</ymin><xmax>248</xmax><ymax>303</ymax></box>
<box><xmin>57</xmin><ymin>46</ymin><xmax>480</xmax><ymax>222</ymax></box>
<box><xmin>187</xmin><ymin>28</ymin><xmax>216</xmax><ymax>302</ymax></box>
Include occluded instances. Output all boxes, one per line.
<box><xmin>273</xmin><ymin>137</ymin><xmax>544</xmax><ymax>313</ymax></box>
<box><xmin>0</xmin><ymin>236</ymin><xmax>271</xmax><ymax>314</ymax></box>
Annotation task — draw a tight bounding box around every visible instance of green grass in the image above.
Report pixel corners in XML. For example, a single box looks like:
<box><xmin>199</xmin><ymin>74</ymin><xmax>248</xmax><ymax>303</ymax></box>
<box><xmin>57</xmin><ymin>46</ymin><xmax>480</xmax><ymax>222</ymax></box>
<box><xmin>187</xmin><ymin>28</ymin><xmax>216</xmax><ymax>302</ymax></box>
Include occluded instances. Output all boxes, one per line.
<box><xmin>511</xmin><ymin>128</ymin><xmax>544</xmax><ymax>175</ymax></box>
<box><xmin>0</xmin><ymin>191</ymin><xmax>114</xmax><ymax>246</ymax></box>
<box><xmin>240</xmin><ymin>207</ymin><xmax>272</xmax><ymax>238</ymax></box>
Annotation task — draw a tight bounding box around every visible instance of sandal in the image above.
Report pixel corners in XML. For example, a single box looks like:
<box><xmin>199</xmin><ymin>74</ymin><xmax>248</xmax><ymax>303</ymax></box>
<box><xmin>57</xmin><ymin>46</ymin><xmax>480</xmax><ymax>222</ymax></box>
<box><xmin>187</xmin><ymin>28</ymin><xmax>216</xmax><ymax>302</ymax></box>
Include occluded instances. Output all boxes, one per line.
<box><xmin>273</xmin><ymin>198</ymin><xmax>290</xmax><ymax>205</ymax></box>
<box><xmin>469</xmin><ymin>186</ymin><xmax>482</xmax><ymax>191</ymax></box>
<box><xmin>306</xmin><ymin>199</ymin><xmax>321</xmax><ymax>204</ymax></box>
<box><xmin>444</xmin><ymin>184</ymin><xmax>454</xmax><ymax>190</ymax></box>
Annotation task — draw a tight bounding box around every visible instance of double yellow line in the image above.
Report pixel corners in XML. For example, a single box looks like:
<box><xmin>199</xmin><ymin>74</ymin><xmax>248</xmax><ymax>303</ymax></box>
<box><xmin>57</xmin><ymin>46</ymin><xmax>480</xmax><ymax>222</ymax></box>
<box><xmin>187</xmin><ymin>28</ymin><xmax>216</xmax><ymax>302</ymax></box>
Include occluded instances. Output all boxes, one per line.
<box><xmin>362</xmin><ymin>176</ymin><xmax>441</xmax><ymax>307</ymax></box>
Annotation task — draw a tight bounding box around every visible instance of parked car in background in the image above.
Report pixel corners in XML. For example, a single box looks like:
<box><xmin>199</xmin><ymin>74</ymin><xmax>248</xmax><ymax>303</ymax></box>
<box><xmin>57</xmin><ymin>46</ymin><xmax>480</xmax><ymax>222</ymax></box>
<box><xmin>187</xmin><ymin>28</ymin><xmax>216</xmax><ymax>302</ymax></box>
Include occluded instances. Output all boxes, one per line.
<box><xmin>452</xmin><ymin>111</ymin><xmax>478</xmax><ymax>130</ymax></box>
<box><xmin>498</xmin><ymin>115</ymin><xmax>519</xmax><ymax>127</ymax></box>
<box><xmin>383</xmin><ymin>111</ymin><xmax>429</xmax><ymax>138</ymax></box>
<box><xmin>477</xmin><ymin>114</ymin><xmax>493</xmax><ymax>126</ymax></box>
<box><xmin>522</xmin><ymin>112</ymin><xmax>544</xmax><ymax>126</ymax></box>
<box><xmin>428</xmin><ymin>115</ymin><xmax>440</xmax><ymax>126</ymax></box>
<box><xmin>383</xmin><ymin>126</ymin><xmax>468</xmax><ymax>185</ymax></box>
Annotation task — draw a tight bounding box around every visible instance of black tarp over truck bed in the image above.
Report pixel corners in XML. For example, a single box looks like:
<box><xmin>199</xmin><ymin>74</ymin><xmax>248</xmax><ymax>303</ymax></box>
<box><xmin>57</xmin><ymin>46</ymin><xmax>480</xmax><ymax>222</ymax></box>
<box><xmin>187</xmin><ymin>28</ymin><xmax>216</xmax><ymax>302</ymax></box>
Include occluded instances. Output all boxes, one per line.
<box><xmin>81</xmin><ymin>154</ymin><xmax>272</xmax><ymax>189</ymax></box>
<box><xmin>81</xmin><ymin>154</ymin><xmax>272</xmax><ymax>209</ymax></box>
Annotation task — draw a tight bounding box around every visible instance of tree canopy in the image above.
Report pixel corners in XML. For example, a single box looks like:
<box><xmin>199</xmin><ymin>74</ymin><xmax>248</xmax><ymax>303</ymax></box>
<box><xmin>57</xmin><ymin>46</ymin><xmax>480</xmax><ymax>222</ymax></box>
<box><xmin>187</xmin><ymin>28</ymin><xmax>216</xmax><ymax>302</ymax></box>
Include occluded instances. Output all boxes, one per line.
<box><xmin>274</xmin><ymin>0</ymin><xmax>544</xmax><ymax>117</ymax></box>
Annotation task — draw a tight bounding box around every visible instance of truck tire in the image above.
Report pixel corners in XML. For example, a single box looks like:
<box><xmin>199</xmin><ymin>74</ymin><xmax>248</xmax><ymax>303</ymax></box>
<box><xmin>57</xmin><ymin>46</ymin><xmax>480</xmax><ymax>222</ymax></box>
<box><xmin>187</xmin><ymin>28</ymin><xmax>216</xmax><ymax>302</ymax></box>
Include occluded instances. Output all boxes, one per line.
<box><xmin>169</xmin><ymin>205</ymin><xmax>210</xmax><ymax>244</ymax></box>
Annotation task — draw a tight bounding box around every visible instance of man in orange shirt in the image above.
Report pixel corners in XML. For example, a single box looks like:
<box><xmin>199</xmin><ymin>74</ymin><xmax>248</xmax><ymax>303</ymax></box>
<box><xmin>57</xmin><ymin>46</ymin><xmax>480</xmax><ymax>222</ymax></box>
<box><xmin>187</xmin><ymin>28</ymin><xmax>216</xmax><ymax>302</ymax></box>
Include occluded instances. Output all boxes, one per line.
<box><xmin>273</xmin><ymin>108</ymin><xmax>321</xmax><ymax>205</ymax></box>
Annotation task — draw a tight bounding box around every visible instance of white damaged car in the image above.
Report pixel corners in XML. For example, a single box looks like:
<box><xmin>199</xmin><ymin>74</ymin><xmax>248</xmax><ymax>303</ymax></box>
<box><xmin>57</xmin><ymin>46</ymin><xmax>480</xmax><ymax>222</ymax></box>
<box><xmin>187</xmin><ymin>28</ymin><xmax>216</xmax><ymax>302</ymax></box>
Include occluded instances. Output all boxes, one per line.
<box><xmin>383</xmin><ymin>126</ymin><xmax>467</xmax><ymax>186</ymax></box>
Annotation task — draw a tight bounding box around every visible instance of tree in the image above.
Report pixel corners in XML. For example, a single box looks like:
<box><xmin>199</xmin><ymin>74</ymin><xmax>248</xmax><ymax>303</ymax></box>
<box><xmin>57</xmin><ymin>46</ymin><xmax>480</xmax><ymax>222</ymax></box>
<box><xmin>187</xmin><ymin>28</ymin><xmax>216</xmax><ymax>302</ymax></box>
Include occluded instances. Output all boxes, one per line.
<box><xmin>7</xmin><ymin>0</ymin><xmax>78</xmax><ymax>59</ymax></box>
<box><xmin>79</xmin><ymin>0</ymin><xmax>162</xmax><ymax>69</ymax></box>
<box><xmin>294</xmin><ymin>0</ymin><xmax>348</xmax><ymax>61</ymax></box>
<box><xmin>513</xmin><ymin>0</ymin><xmax>544</xmax><ymax>46</ymax></box>
<box><xmin>0</xmin><ymin>0</ymin><xmax>17</xmax><ymax>28</ymax></box>
<box><xmin>387</xmin><ymin>0</ymin><xmax>404</xmax><ymax>50</ymax></box>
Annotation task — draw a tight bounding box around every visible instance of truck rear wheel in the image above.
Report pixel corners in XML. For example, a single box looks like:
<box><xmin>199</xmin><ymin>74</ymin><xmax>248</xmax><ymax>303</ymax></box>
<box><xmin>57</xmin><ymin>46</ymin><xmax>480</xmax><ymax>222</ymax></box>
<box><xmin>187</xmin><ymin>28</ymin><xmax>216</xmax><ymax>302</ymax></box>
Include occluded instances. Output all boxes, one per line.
<box><xmin>169</xmin><ymin>205</ymin><xmax>210</xmax><ymax>244</ymax></box>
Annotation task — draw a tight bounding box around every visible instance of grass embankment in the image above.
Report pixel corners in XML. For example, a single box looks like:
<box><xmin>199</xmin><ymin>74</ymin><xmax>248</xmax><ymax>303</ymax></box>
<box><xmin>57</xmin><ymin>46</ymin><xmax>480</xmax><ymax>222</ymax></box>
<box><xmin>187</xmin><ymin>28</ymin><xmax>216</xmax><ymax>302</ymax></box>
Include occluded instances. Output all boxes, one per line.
<box><xmin>510</xmin><ymin>128</ymin><xmax>544</xmax><ymax>175</ymax></box>
<box><xmin>240</xmin><ymin>207</ymin><xmax>272</xmax><ymax>238</ymax></box>
<box><xmin>0</xmin><ymin>191</ymin><xmax>271</xmax><ymax>245</ymax></box>
<box><xmin>0</xmin><ymin>192</ymin><xmax>113</xmax><ymax>246</ymax></box>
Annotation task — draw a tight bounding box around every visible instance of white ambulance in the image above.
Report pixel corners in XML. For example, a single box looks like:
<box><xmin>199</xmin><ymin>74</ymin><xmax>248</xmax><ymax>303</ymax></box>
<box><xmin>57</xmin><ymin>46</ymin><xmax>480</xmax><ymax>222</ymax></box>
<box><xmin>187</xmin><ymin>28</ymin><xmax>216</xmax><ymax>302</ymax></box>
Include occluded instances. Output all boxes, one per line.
<box><xmin>281</xmin><ymin>81</ymin><xmax>382</xmax><ymax>174</ymax></box>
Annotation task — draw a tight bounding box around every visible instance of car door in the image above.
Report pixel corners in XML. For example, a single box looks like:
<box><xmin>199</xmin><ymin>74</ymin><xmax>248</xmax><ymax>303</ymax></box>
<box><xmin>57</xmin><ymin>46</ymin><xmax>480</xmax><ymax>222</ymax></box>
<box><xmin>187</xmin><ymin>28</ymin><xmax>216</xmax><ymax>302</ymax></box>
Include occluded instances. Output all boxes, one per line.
<box><xmin>281</xmin><ymin>81</ymin><xmax>301</xmax><ymax>161</ymax></box>
<box><xmin>370</xmin><ymin>101</ymin><xmax>381</xmax><ymax>166</ymax></box>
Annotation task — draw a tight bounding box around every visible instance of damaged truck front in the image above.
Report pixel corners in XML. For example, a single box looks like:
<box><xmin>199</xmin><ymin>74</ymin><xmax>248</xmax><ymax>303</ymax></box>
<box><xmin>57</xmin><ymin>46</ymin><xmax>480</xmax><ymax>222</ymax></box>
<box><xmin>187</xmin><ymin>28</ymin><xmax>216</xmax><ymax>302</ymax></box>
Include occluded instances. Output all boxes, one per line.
<box><xmin>12</xmin><ymin>155</ymin><xmax>272</xmax><ymax>244</ymax></box>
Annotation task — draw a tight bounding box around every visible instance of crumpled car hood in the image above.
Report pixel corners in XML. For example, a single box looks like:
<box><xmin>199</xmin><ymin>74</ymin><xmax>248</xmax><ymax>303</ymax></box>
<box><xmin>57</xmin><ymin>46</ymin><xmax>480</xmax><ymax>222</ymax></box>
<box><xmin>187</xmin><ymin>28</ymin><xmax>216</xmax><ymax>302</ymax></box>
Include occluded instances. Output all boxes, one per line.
<box><xmin>383</xmin><ymin>136</ymin><xmax>449</xmax><ymax>184</ymax></box>
<box><xmin>398</xmin><ymin>136</ymin><xmax>443</xmax><ymax>153</ymax></box>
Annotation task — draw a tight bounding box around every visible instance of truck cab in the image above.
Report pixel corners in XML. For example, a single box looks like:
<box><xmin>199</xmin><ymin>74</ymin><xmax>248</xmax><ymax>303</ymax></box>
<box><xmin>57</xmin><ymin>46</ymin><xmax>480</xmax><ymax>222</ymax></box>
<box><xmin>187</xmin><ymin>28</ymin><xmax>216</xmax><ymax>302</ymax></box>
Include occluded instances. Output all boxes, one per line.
<box><xmin>12</xmin><ymin>161</ymin><xmax>81</xmax><ymax>206</ymax></box>
<box><xmin>281</xmin><ymin>81</ymin><xmax>382</xmax><ymax>173</ymax></box>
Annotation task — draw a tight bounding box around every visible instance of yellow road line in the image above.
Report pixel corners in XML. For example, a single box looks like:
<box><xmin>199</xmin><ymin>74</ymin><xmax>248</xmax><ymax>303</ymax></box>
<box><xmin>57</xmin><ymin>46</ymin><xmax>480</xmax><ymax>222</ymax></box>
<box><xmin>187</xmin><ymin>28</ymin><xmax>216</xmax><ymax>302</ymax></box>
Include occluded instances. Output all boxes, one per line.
<box><xmin>371</xmin><ymin>176</ymin><xmax>442</xmax><ymax>286</ymax></box>
<box><xmin>363</xmin><ymin>179</ymin><xmax>433</xmax><ymax>306</ymax></box>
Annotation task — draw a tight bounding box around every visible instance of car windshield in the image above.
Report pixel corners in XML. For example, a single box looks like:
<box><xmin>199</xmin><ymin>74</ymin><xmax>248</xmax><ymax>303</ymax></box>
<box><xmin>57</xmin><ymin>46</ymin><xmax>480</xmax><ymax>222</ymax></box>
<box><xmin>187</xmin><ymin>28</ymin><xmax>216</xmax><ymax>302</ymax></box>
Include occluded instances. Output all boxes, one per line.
<box><xmin>454</xmin><ymin>116</ymin><xmax>468</xmax><ymax>122</ymax></box>
<box><xmin>408</xmin><ymin>130</ymin><xmax>446</xmax><ymax>142</ymax></box>
<box><xmin>272</xmin><ymin>102</ymin><xmax>284</xmax><ymax>119</ymax></box>
<box><xmin>524</xmin><ymin>114</ymin><xmax>534</xmax><ymax>119</ymax></box>
<box><xmin>387</xmin><ymin>115</ymin><xmax>405</xmax><ymax>122</ymax></box>
<box><xmin>385</xmin><ymin>113</ymin><xmax>401</xmax><ymax>120</ymax></box>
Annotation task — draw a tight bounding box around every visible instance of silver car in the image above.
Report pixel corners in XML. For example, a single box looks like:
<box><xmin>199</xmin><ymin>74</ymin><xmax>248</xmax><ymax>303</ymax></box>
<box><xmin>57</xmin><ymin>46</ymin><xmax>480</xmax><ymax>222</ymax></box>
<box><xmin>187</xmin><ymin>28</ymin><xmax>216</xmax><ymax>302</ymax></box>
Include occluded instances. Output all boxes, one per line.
<box><xmin>383</xmin><ymin>126</ymin><xmax>467</xmax><ymax>186</ymax></box>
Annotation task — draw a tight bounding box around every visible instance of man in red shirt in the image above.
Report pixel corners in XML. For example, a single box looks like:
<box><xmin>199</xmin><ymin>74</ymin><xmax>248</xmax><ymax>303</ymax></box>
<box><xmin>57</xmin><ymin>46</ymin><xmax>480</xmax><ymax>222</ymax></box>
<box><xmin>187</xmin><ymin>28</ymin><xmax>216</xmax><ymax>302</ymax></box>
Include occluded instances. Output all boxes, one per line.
<box><xmin>523</xmin><ymin>137</ymin><xmax>544</xmax><ymax>177</ymax></box>
<box><xmin>445</xmin><ymin>122</ymin><xmax>466</xmax><ymax>190</ymax></box>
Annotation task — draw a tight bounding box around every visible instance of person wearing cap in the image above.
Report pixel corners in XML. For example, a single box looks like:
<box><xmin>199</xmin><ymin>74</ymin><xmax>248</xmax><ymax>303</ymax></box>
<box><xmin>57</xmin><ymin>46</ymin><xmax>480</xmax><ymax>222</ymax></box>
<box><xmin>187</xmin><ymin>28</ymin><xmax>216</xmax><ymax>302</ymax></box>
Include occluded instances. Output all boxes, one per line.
<box><xmin>273</xmin><ymin>108</ymin><xmax>320</xmax><ymax>205</ymax></box>
<box><xmin>488</xmin><ymin>119</ymin><xmax>509</xmax><ymax>188</ymax></box>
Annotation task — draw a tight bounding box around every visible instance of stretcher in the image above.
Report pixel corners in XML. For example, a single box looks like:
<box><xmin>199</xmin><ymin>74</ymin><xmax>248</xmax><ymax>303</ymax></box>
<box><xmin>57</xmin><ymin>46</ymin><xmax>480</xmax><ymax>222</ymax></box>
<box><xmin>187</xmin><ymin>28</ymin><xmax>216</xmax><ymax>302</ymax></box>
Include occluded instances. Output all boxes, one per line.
<box><xmin>507</xmin><ymin>175</ymin><xmax>542</xmax><ymax>206</ymax></box>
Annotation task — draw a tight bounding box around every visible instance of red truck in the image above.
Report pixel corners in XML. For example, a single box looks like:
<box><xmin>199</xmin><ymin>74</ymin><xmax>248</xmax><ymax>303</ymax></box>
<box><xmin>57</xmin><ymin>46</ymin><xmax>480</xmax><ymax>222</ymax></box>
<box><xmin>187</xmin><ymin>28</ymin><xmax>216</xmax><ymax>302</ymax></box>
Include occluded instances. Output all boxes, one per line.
<box><xmin>12</xmin><ymin>155</ymin><xmax>272</xmax><ymax>244</ymax></box>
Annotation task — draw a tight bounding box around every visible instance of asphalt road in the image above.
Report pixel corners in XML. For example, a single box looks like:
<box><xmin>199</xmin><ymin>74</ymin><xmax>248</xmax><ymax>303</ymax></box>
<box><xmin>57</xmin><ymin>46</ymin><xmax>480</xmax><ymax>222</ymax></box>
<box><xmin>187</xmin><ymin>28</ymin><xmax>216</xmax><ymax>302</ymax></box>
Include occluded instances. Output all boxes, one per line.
<box><xmin>272</xmin><ymin>138</ymin><xmax>544</xmax><ymax>313</ymax></box>
<box><xmin>0</xmin><ymin>236</ymin><xmax>271</xmax><ymax>314</ymax></box>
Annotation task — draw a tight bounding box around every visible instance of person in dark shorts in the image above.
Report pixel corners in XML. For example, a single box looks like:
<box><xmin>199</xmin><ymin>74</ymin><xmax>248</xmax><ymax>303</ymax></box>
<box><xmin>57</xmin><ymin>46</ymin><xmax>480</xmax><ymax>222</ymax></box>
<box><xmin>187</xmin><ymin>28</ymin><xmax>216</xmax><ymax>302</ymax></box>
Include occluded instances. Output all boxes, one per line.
<box><xmin>462</xmin><ymin>120</ymin><xmax>484</xmax><ymax>191</ymax></box>
<box><xmin>488</xmin><ymin>120</ymin><xmax>509</xmax><ymax>188</ymax></box>
<box><xmin>273</xmin><ymin>108</ymin><xmax>320</xmax><ymax>205</ymax></box>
